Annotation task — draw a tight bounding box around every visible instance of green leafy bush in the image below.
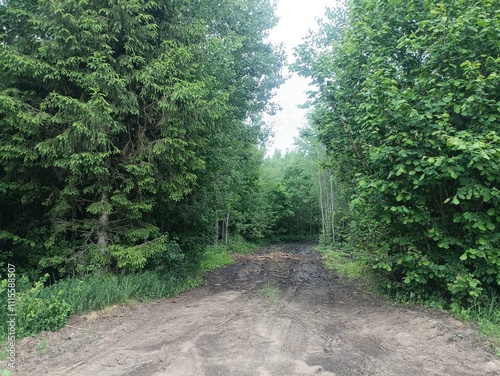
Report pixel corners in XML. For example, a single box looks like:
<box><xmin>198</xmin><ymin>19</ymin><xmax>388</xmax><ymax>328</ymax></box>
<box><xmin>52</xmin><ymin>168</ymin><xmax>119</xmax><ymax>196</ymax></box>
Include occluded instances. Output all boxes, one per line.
<box><xmin>295</xmin><ymin>0</ymin><xmax>500</xmax><ymax>306</ymax></box>
<box><xmin>0</xmin><ymin>274</ymin><xmax>73</xmax><ymax>338</ymax></box>
<box><xmin>17</xmin><ymin>284</ymin><xmax>73</xmax><ymax>337</ymax></box>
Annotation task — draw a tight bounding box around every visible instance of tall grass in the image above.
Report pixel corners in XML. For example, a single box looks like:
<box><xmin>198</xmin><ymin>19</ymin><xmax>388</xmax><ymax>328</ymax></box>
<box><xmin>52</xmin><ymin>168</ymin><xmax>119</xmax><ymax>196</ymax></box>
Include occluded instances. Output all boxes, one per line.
<box><xmin>61</xmin><ymin>271</ymin><xmax>201</xmax><ymax>313</ymax></box>
<box><xmin>451</xmin><ymin>293</ymin><xmax>500</xmax><ymax>356</ymax></box>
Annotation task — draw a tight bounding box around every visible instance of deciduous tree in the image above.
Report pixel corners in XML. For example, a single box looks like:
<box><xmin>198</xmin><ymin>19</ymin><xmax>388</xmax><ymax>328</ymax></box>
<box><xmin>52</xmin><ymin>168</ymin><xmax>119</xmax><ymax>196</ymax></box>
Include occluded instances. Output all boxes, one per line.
<box><xmin>295</xmin><ymin>0</ymin><xmax>500</xmax><ymax>305</ymax></box>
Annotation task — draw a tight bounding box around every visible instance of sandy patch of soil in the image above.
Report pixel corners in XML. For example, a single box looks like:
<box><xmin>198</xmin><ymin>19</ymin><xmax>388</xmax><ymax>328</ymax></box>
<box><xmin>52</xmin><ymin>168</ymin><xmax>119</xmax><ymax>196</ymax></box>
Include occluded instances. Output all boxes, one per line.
<box><xmin>4</xmin><ymin>242</ymin><xmax>500</xmax><ymax>375</ymax></box>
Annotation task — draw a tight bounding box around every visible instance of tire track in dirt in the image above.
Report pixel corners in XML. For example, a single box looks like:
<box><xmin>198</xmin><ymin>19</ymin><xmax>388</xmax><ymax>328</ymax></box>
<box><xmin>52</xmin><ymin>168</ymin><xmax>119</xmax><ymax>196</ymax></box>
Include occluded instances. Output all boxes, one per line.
<box><xmin>7</xmin><ymin>242</ymin><xmax>500</xmax><ymax>375</ymax></box>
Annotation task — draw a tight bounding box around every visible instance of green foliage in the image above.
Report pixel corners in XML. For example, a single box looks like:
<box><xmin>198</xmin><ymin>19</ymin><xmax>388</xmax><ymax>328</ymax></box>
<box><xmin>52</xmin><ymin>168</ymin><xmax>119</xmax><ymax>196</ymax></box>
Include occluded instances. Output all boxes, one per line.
<box><xmin>321</xmin><ymin>250</ymin><xmax>363</xmax><ymax>280</ymax></box>
<box><xmin>227</xmin><ymin>235</ymin><xmax>260</xmax><ymax>254</ymax></box>
<box><xmin>260</xmin><ymin>146</ymin><xmax>322</xmax><ymax>240</ymax></box>
<box><xmin>295</xmin><ymin>0</ymin><xmax>500</xmax><ymax>306</ymax></box>
<box><xmin>201</xmin><ymin>237</ymin><xmax>258</xmax><ymax>272</ymax></box>
<box><xmin>110</xmin><ymin>237</ymin><xmax>184</xmax><ymax>272</ymax></box>
<box><xmin>200</xmin><ymin>245</ymin><xmax>234</xmax><ymax>272</ymax></box>
<box><xmin>70</xmin><ymin>272</ymin><xmax>201</xmax><ymax>312</ymax></box>
<box><xmin>0</xmin><ymin>274</ymin><xmax>73</xmax><ymax>338</ymax></box>
<box><xmin>0</xmin><ymin>0</ymin><xmax>284</xmax><ymax>275</ymax></box>
<box><xmin>317</xmin><ymin>245</ymin><xmax>373</xmax><ymax>282</ymax></box>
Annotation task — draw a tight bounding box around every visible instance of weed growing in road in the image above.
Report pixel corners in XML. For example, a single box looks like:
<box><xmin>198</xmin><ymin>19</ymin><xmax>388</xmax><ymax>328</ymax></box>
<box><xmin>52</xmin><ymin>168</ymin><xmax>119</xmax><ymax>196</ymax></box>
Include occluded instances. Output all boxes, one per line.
<box><xmin>0</xmin><ymin>369</ymin><xmax>11</xmax><ymax>376</ymax></box>
<box><xmin>36</xmin><ymin>337</ymin><xmax>49</xmax><ymax>355</ymax></box>
<box><xmin>0</xmin><ymin>343</ymin><xmax>7</xmax><ymax>361</ymax></box>
<box><xmin>260</xmin><ymin>282</ymin><xmax>280</xmax><ymax>304</ymax></box>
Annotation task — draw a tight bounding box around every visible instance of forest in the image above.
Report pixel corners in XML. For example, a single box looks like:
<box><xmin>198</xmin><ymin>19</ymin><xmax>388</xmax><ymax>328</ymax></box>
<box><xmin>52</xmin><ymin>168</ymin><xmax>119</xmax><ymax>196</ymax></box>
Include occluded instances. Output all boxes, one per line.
<box><xmin>0</xmin><ymin>0</ymin><xmax>499</xmax><ymax>343</ymax></box>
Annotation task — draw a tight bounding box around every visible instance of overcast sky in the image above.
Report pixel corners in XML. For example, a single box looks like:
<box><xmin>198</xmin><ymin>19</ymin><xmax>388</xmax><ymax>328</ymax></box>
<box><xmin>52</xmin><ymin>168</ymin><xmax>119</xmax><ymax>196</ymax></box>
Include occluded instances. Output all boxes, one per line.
<box><xmin>264</xmin><ymin>0</ymin><xmax>335</xmax><ymax>155</ymax></box>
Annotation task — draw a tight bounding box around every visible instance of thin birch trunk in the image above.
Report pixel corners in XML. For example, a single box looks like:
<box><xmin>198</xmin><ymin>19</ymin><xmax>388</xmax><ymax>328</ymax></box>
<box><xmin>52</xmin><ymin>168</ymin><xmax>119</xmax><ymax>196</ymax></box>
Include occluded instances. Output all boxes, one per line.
<box><xmin>214</xmin><ymin>217</ymin><xmax>219</xmax><ymax>245</ymax></box>
<box><xmin>330</xmin><ymin>176</ymin><xmax>335</xmax><ymax>244</ymax></box>
<box><xmin>224</xmin><ymin>209</ymin><xmax>230</xmax><ymax>245</ymax></box>
<box><xmin>318</xmin><ymin>168</ymin><xmax>326</xmax><ymax>243</ymax></box>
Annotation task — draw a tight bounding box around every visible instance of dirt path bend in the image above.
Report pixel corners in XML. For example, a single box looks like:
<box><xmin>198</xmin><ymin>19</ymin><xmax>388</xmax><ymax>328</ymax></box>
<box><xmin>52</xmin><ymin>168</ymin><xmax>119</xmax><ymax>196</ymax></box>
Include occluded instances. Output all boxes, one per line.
<box><xmin>7</xmin><ymin>242</ymin><xmax>500</xmax><ymax>376</ymax></box>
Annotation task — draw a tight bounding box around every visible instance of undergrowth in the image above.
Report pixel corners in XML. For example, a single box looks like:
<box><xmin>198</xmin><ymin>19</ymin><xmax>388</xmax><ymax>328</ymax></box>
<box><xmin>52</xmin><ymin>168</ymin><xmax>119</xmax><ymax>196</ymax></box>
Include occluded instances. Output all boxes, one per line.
<box><xmin>450</xmin><ymin>294</ymin><xmax>500</xmax><ymax>356</ymax></box>
<box><xmin>201</xmin><ymin>245</ymin><xmax>234</xmax><ymax>272</ymax></box>
<box><xmin>316</xmin><ymin>244</ymin><xmax>378</xmax><ymax>290</ymax></box>
<box><xmin>201</xmin><ymin>236</ymin><xmax>257</xmax><ymax>272</ymax></box>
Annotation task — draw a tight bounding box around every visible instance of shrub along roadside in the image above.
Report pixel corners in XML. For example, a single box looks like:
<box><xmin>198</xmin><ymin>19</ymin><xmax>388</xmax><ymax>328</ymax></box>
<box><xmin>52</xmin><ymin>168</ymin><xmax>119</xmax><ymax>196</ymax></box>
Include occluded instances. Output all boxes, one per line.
<box><xmin>318</xmin><ymin>244</ymin><xmax>500</xmax><ymax>356</ymax></box>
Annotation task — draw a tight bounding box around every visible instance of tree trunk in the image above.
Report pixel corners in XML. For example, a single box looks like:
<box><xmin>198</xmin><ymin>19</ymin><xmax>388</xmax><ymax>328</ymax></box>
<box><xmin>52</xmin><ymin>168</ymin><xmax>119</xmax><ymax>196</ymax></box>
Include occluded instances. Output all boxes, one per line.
<box><xmin>330</xmin><ymin>176</ymin><xmax>336</xmax><ymax>244</ymax></box>
<box><xmin>223</xmin><ymin>209</ymin><xmax>230</xmax><ymax>245</ymax></box>
<box><xmin>214</xmin><ymin>217</ymin><xmax>219</xmax><ymax>245</ymax></box>
<box><xmin>98</xmin><ymin>192</ymin><xmax>109</xmax><ymax>255</ymax></box>
<box><xmin>318</xmin><ymin>165</ymin><xmax>326</xmax><ymax>244</ymax></box>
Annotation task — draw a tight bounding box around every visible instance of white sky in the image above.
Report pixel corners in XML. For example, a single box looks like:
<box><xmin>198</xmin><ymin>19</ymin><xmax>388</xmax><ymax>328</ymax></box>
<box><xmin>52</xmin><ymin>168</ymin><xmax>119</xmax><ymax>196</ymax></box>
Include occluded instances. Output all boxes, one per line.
<box><xmin>265</xmin><ymin>0</ymin><xmax>335</xmax><ymax>155</ymax></box>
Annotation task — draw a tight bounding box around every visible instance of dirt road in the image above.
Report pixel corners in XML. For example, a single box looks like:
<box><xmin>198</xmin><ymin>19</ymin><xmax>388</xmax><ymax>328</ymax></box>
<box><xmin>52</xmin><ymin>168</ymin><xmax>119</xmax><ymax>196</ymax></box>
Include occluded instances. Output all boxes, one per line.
<box><xmin>9</xmin><ymin>243</ymin><xmax>500</xmax><ymax>375</ymax></box>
